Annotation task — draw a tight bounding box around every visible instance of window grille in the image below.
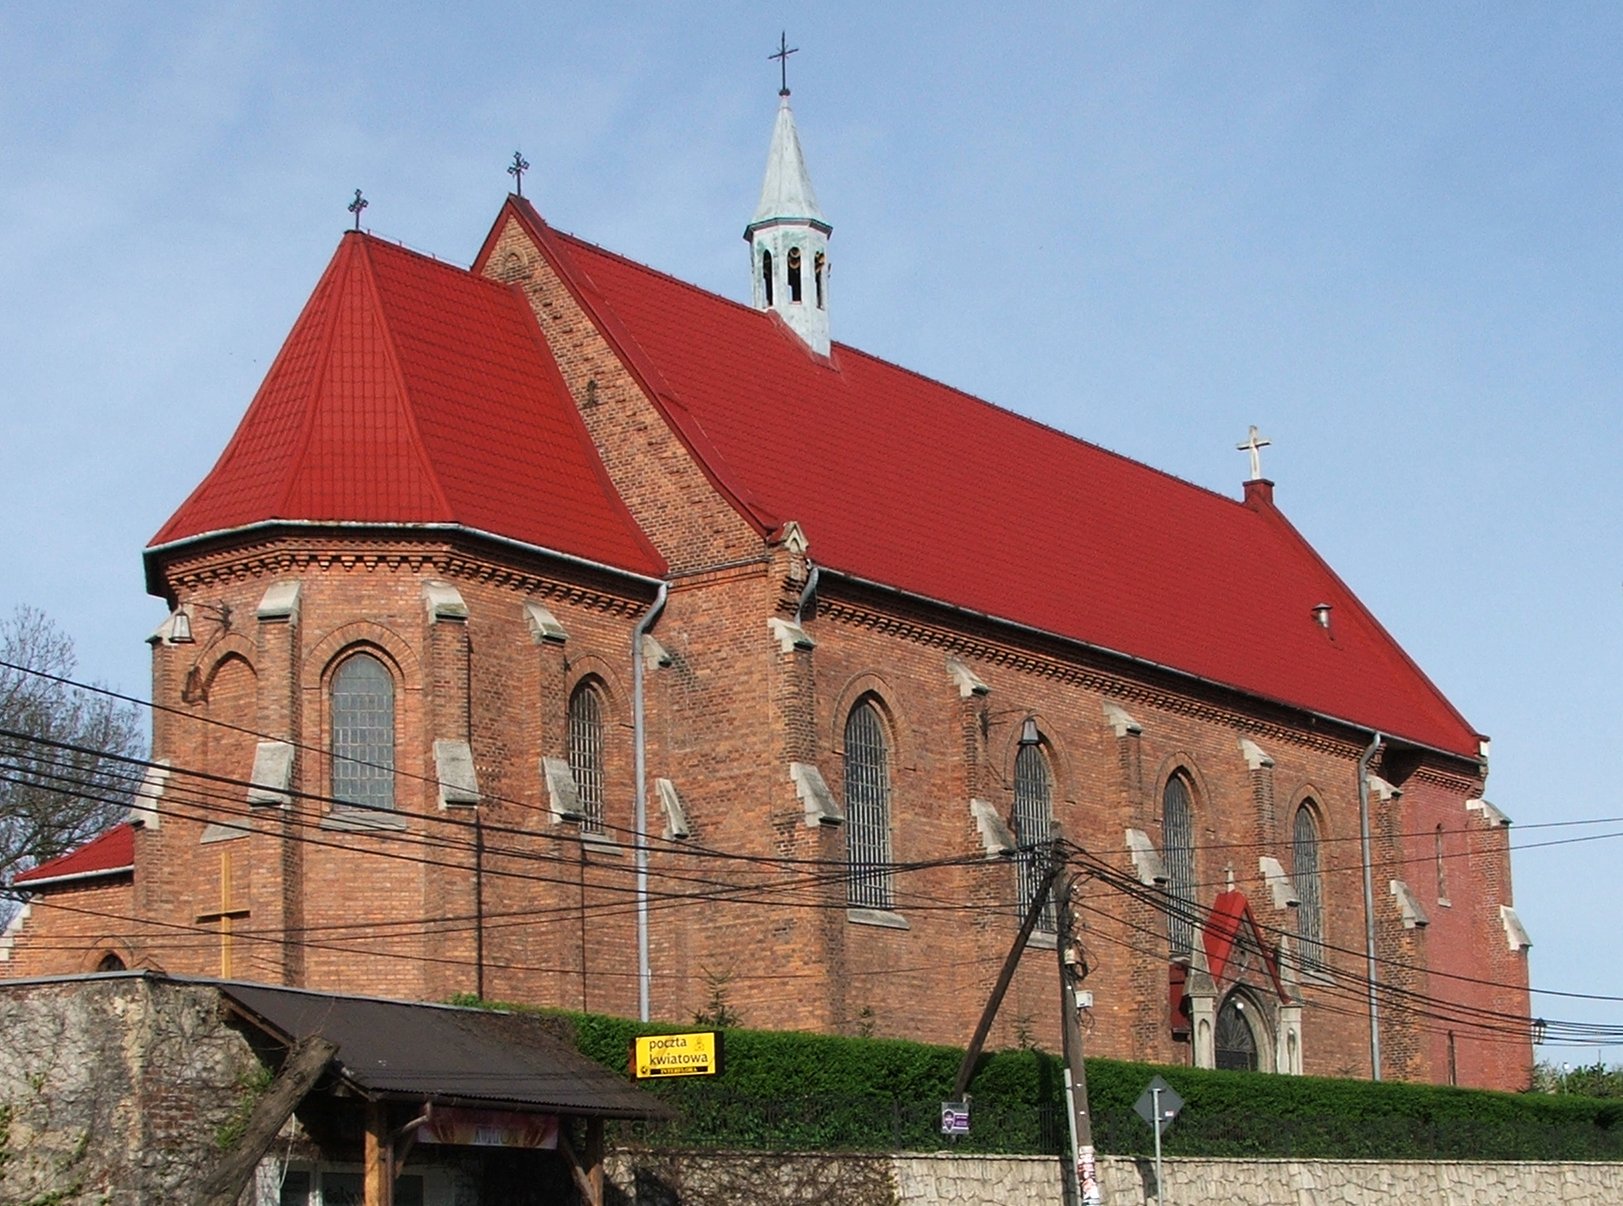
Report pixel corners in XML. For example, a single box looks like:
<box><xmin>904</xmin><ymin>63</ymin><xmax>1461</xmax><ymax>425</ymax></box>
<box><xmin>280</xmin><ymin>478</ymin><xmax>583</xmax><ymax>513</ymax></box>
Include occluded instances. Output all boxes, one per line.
<box><xmin>1012</xmin><ymin>743</ymin><xmax>1055</xmax><ymax>931</ymax></box>
<box><xmin>331</xmin><ymin>653</ymin><xmax>395</xmax><ymax>810</ymax></box>
<box><xmin>1163</xmin><ymin>775</ymin><xmax>1195</xmax><ymax>957</ymax></box>
<box><xmin>844</xmin><ymin>700</ymin><xmax>892</xmax><ymax>909</ymax></box>
<box><xmin>1215</xmin><ymin>995</ymin><xmax>1260</xmax><ymax>1071</ymax></box>
<box><xmin>1293</xmin><ymin>805</ymin><xmax>1325</xmax><ymax>971</ymax></box>
<box><xmin>569</xmin><ymin>683</ymin><xmax>606</xmax><ymax>834</ymax></box>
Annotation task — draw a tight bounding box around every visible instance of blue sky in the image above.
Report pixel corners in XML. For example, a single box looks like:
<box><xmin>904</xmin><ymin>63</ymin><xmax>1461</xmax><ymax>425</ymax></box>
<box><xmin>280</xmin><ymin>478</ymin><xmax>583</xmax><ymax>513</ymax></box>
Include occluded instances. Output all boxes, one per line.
<box><xmin>4</xmin><ymin>4</ymin><xmax>1620</xmax><ymax>1064</ymax></box>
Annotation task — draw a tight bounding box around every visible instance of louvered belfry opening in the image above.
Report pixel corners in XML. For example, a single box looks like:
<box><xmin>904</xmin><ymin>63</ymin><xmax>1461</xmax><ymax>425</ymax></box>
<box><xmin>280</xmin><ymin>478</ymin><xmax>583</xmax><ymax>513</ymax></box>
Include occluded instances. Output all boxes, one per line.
<box><xmin>844</xmin><ymin>699</ymin><xmax>893</xmax><ymax>909</ymax></box>
<box><xmin>569</xmin><ymin>682</ymin><xmax>606</xmax><ymax>833</ymax></box>
<box><xmin>1013</xmin><ymin>743</ymin><xmax>1055</xmax><ymax>931</ymax></box>
<box><xmin>1163</xmin><ymin>774</ymin><xmax>1196</xmax><ymax>958</ymax></box>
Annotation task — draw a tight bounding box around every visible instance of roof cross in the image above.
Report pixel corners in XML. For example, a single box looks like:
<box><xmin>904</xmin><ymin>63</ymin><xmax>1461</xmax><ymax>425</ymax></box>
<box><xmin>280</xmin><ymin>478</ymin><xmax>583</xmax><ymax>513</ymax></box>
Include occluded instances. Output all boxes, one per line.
<box><xmin>508</xmin><ymin>150</ymin><xmax>530</xmax><ymax>197</ymax></box>
<box><xmin>348</xmin><ymin>189</ymin><xmax>368</xmax><ymax>231</ymax></box>
<box><xmin>770</xmin><ymin>31</ymin><xmax>798</xmax><ymax>96</ymax></box>
<box><xmin>1236</xmin><ymin>425</ymin><xmax>1272</xmax><ymax>482</ymax></box>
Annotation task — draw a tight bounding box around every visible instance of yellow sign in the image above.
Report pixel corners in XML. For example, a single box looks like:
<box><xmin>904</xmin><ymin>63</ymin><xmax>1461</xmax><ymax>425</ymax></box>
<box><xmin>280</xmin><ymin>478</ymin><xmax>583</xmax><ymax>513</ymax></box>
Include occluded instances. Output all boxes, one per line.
<box><xmin>632</xmin><ymin>1031</ymin><xmax>721</xmax><ymax>1079</ymax></box>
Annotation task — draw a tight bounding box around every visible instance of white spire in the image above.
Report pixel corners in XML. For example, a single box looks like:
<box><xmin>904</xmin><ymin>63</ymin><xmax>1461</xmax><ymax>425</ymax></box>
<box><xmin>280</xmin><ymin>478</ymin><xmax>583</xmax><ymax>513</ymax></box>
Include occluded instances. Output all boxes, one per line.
<box><xmin>751</xmin><ymin>94</ymin><xmax>826</xmax><ymax>229</ymax></box>
<box><xmin>745</xmin><ymin>90</ymin><xmax>832</xmax><ymax>356</ymax></box>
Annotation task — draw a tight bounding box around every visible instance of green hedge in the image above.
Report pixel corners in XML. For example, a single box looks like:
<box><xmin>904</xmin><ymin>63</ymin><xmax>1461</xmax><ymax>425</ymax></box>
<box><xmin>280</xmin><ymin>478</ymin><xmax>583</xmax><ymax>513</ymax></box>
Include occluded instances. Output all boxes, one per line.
<box><xmin>453</xmin><ymin>997</ymin><xmax>1623</xmax><ymax>1160</ymax></box>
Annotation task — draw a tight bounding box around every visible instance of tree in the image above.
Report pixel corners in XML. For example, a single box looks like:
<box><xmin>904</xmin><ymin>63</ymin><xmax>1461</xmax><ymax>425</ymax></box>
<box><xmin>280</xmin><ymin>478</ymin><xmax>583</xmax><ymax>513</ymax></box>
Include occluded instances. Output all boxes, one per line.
<box><xmin>0</xmin><ymin>607</ymin><xmax>146</xmax><ymax>894</ymax></box>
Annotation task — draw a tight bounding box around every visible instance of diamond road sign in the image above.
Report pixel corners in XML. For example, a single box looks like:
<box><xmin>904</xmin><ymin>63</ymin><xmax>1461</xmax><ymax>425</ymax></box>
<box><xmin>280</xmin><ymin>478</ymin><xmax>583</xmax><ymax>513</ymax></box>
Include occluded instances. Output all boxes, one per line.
<box><xmin>1134</xmin><ymin>1075</ymin><xmax>1184</xmax><ymax>1129</ymax></box>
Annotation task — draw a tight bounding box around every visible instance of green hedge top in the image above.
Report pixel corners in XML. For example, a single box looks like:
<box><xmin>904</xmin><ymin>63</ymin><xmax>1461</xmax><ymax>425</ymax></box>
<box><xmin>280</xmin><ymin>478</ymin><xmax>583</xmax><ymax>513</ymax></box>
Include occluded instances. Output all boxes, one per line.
<box><xmin>449</xmin><ymin>997</ymin><xmax>1623</xmax><ymax>1160</ymax></box>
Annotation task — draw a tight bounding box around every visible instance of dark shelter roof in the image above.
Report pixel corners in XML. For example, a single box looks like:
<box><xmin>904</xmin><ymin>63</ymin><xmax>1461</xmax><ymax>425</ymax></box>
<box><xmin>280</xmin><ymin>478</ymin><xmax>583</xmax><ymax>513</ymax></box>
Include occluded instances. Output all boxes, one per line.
<box><xmin>221</xmin><ymin>981</ymin><xmax>669</xmax><ymax>1119</ymax></box>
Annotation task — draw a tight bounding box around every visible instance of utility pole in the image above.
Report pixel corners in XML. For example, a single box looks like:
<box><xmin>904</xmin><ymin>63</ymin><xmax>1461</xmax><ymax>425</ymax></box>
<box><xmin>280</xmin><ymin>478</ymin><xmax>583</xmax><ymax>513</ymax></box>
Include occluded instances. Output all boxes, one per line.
<box><xmin>1057</xmin><ymin>872</ymin><xmax>1102</xmax><ymax>1205</ymax></box>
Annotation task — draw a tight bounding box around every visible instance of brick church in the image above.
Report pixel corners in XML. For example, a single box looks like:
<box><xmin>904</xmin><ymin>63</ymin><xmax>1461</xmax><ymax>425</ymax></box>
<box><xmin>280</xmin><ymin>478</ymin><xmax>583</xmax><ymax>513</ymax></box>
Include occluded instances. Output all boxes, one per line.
<box><xmin>3</xmin><ymin>84</ymin><xmax>1532</xmax><ymax>1089</ymax></box>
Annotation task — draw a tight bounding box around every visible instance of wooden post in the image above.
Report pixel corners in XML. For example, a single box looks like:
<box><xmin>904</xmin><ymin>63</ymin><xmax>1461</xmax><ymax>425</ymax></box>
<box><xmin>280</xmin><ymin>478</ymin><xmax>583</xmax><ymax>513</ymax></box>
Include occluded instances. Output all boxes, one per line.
<box><xmin>585</xmin><ymin>1116</ymin><xmax>605</xmax><ymax>1206</ymax></box>
<box><xmin>196</xmin><ymin>1035</ymin><xmax>337</xmax><ymax>1206</ymax></box>
<box><xmin>364</xmin><ymin>1099</ymin><xmax>391</xmax><ymax>1206</ymax></box>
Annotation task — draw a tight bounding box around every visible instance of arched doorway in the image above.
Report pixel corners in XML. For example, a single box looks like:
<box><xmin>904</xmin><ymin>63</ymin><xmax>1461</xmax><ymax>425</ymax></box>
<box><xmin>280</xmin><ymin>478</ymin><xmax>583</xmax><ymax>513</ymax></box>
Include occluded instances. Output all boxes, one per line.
<box><xmin>1215</xmin><ymin>994</ymin><xmax>1261</xmax><ymax>1071</ymax></box>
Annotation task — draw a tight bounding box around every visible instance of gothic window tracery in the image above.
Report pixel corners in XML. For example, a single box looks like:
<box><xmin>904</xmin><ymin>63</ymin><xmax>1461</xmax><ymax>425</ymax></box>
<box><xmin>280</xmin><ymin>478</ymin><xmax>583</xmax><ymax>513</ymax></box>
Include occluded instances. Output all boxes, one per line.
<box><xmin>569</xmin><ymin>681</ymin><xmax>606</xmax><ymax>834</ymax></box>
<box><xmin>844</xmin><ymin>697</ymin><xmax>892</xmax><ymax>909</ymax></box>
<box><xmin>1163</xmin><ymin>773</ymin><xmax>1196</xmax><ymax>958</ymax></box>
<box><xmin>1293</xmin><ymin>804</ymin><xmax>1325</xmax><ymax>971</ymax></box>
<box><xmin>1012</xmin><ymin>741</ymin><xmax>1055</xmax><ymax>931</ymax></box>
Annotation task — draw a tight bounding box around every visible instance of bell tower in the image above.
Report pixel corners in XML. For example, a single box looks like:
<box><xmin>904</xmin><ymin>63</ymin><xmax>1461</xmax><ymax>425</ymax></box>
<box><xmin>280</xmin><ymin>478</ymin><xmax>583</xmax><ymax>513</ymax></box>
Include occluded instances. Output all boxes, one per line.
<box><xmin>745</xmin><ymin>37</ymin><xmax>832</xmax><ymax>356</ymax></box>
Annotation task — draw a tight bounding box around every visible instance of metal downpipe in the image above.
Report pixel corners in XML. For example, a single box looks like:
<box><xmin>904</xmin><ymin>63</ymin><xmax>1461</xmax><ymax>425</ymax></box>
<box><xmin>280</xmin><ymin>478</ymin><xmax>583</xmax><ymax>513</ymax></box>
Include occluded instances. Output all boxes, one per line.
<box><xmin>1358</xmin><ymin>731</ymin><xmax>1385</xmax><ymax>1080</ymax></box>
<box><xmin>632</xmin><ymin>582</ymin><xmax>669</xmax><ymax>1023</ymax></box>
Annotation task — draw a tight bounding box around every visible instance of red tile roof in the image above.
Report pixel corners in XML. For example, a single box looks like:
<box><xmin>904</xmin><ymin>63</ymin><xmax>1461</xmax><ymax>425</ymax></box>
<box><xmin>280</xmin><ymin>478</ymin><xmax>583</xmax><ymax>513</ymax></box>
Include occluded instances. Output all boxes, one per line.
<box><xmin>484</xmin><ymin>201</ymin><xmax>1482</xmax><ymax>758</ymax></box>
<box><xmin>149</xmin><ymin>233</ymin><xmax>664</xmax><ymax>580</ymax></box>
<box><xmin>14</xmin><ymin>823</ymin><xmax>135</xmax><ymax>886</ymax></box>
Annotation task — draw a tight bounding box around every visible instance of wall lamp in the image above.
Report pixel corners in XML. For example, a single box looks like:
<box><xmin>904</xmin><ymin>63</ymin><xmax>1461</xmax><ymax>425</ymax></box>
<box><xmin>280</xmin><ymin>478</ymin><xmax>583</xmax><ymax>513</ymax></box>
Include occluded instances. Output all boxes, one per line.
<box><xmin>169</xmin><ymin>601</ymin><xmax>232</xmax><ymax>645</ymax></box>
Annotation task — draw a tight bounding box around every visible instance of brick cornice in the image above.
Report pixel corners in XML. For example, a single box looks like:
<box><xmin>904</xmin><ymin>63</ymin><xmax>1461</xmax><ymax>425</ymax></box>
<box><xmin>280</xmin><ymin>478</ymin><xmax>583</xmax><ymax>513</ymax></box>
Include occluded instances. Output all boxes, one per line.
<box><xmin>158</xmin><ymin>534</ymin><xmax>650</xmax><ymax>619</ymax></box>
<box><xmin>815</xmin><ymin>591</ymin><xmax>1477</xmax><ymax>781</ymax></box>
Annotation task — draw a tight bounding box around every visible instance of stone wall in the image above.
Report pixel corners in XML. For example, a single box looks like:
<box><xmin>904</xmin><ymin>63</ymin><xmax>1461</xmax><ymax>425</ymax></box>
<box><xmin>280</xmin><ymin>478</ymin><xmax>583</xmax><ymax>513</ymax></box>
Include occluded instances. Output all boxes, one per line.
<box><xmin>0</xmin><ymin>974</ymin><xmax>260</xmax><ymax>1203</ymax></box>
<box><xmin>609</xmin><ymin>1150</ymin><xmax>1623</xmax><ymax>1206</ymax></box>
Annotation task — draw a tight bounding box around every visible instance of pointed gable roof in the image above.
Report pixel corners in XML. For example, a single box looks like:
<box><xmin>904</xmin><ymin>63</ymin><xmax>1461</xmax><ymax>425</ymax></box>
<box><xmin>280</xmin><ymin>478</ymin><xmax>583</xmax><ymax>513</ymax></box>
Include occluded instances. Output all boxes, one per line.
<box><xmin>485</xmin><ymin>201</ymin><xmax>1482</xmax><ymax>759</ymax></box>
<box><xmin>1202</xmin><ymin>890</ymin><xmax>1287</xmax><ymax>1002</ymax></box>
<box><xmin>149</xmin><ymin>233</ymin><xmax>663</xmax><ymax>581</ymax></box>
<box><xmin>13</xmin><ymin>823</ymin><xmax>134</xmax><ymax>887</ymax></box>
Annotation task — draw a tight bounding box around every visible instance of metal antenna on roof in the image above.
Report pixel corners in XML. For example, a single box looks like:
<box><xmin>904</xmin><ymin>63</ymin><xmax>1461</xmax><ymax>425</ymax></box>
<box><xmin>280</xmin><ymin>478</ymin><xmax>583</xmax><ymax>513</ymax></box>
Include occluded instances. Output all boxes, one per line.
<box><xmin>508</xmin><ymin>150</ymin><xmax>530</xmax><ymax>198</ymax></box>
<box><xmin>770</xmin><ymin>31</ymin><xmax>798</xmax><ymax>97</ymax></box>
<box><xmin>348</xmin><ymin>189</ymin><xmax>368</xmax><ymax>232</ymax></box>
<box><xmin>1236</xmin><ymin>425</ymin><xmax>1272</xmax><ymax>481</ymax></box>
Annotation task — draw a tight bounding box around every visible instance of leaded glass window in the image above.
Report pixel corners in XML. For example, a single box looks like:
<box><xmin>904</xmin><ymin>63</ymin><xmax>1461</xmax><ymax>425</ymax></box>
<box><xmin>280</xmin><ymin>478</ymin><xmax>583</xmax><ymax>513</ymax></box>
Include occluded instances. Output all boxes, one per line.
<box><xmin>1293</xmin><ymin>804</ymin><xmax>1324</xmax><ymax>971</ymax></box>
<box><xmin>1012</xmin><ymin>742</ymin><xmax>1055</xmax><ymax>931</ymax></box>
<box><xmin>844</xmin><ymin>699</ymin><xmax>892</xmax><ymax>909</ymax></box>
<box><xmin>1163</xmin><ymin>774</ymin><xmax>1196</xmax><ymax>957</ymax></box>
<box><xmin>331</xmin><ymin>652</ymin><xmax>395</xmax><ymax>811</ymax></box>
<box><xmin>569</xmin><ymin>682</ymin><xmax>606</xmax><ymax>834</ymax></box>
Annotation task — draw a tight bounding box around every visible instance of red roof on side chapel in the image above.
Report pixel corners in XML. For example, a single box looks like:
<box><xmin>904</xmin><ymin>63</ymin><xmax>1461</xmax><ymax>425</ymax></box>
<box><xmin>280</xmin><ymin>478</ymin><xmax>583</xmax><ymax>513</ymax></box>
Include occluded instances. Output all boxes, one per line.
<box><xmin>149</xmin><ymin>232</ymin><xmax>664</xmax><ymax>580</ymax></box>
<box><xmin>13</xmin><ymin>822</ymin><xmax>134</xmax><ymax>886</ymax></box>
<box><xmin>478</xmin><ymin>200</ymin><xmax>1483</xmax><ymax>759</ymax></box>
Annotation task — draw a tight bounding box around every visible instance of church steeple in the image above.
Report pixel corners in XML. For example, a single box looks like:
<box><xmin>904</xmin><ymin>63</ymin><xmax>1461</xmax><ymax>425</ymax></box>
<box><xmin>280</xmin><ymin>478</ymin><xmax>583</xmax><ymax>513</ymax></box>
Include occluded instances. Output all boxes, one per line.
<box><xmin>745</xmin><ymin>40</ymin><xmax>832</xmax><ymax>356</ymax></box>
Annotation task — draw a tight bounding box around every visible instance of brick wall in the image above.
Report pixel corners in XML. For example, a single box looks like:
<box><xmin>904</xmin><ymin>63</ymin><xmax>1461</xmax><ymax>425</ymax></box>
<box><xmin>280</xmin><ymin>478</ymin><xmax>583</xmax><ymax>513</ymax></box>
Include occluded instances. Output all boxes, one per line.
<box><xmin>1</xmin><ymin>215</ymin><xmax>1531</xmax><ymax>1092</ymax></box>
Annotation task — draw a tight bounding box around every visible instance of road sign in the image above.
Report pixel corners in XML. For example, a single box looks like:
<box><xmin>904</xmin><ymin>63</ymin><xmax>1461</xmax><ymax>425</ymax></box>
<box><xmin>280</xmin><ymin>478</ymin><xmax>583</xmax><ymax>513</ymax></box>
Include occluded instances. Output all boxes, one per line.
<box><xmin>940</xmin><ymin>1101</ymin><xmax>971</xmax><ymax>1136</ymax></box>
<box><xmin>631</xmin><ymin>1031</ymin><xmax>722</xmax><ymax>1079</ymax></box>
<box><xmin>1134</xmin><ymin>1075</ymin><xmax>1184</xmax><ymax>1128</ymax></box>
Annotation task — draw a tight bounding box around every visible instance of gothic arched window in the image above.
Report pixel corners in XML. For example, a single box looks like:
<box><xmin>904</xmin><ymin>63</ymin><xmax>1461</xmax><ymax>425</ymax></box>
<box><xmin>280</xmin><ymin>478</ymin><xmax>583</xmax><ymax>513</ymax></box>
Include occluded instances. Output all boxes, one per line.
<box><xmin>1163</xmin><ymin>774</ymin><xmax>1196</xmax><ymax>957</ymax></box>
<box><xmin>844</xmin><ymin>698</ymin><xmax>892</xmax><ymax>909</ymax></box>
<box><xmin>814</xmin><ymin>251</ymin><xmax>826</xmax><ymax>309</ymax></box>
<box><xmin>1215</xmin><ymin>994</ymin><xmax>1260</xmax><ymax>1071</ymax></box>
<box><xmin>1435</xmin><ymin>824</ymin><xmax>1449</xmax><ymax>904</ymax></box>
<box><xmin>1012</xmin><ymin>741</ymin><xmax>1055</xmax><ymax>931</ymax></box>
<box><xmin>331</xmin><ymin>652</ymin><xmax>395</xmax><ymax>811</ymax></box>
<box><xmin>569</xmin><ymin>682</ymin><xmax>606</xmax><ymax>834</ymax></box>
<box><xmin>1293</xmin><ymin>804</ymin><xmax>1325</xmax><ymax>971</ymax></box>
<box><xmin>762</xmin><ymin>249</ymin><xmax>774</xmax><ymax>305</ymax></box>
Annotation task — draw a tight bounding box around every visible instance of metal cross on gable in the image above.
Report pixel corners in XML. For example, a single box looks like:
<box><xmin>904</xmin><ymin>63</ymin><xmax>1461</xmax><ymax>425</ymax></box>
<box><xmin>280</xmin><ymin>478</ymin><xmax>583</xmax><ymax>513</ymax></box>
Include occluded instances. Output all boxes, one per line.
<box><xmin>348</xmin><ymin>189</ymin><xmax>368</xmax><ymax>231</ymax></box>
<box><xmin>1236</xmin><ymin>424</ymin><xmax>1272</xmax><ymax>481</ymax></box>
<box><xmin>770</xmin><ymin>31</ymin><xmax>798</xmax><ymax>96</ymax></box>
<box><xmin>508</xmin><ymin>150</ymin><xmax>530</xmax><ymax>197</ymax></box>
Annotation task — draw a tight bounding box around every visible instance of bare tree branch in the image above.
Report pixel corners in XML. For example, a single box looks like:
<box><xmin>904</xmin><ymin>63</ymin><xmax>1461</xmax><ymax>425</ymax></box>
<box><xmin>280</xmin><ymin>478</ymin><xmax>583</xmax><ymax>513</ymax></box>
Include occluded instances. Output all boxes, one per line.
<box><xmin>0</xmin><ymin>607</ymin><xmax>146</xmax><ymax>891</ymax></box>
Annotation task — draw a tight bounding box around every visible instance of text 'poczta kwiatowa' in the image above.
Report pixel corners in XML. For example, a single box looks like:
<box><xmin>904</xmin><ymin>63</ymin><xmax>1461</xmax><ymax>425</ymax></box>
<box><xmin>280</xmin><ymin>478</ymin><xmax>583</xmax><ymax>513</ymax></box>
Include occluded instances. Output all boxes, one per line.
<box><xmin>631</xmin><ymin>1031</ymin><xmax>722</xmax><ymax>1079</ymax></box>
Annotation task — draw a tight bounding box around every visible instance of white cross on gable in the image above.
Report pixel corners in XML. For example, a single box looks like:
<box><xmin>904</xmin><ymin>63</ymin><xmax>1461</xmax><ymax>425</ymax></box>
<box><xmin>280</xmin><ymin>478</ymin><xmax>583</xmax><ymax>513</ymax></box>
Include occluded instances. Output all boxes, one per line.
<box><xmin>1236</xmin><ymin>425</ymin><xmax>1272</xmax><ymax>481</ymax></box>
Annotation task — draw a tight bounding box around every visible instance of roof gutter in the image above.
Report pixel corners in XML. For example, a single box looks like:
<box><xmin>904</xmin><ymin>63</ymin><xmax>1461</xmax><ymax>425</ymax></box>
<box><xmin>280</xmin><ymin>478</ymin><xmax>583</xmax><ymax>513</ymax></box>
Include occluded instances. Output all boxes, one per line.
<box><xmin>143</xmin><ymin>520</ymin><xmax>666</xmax><ymax>598</ymax></box>
<box><xmin>814</xmin><ymin>567</ymin><xmax>1480</xmax><ymax>764</ymax></box>
<box><xmin>10</xmin><ymin>865</ymin><xmax>134</xmax><ymax>891</ymax></box>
